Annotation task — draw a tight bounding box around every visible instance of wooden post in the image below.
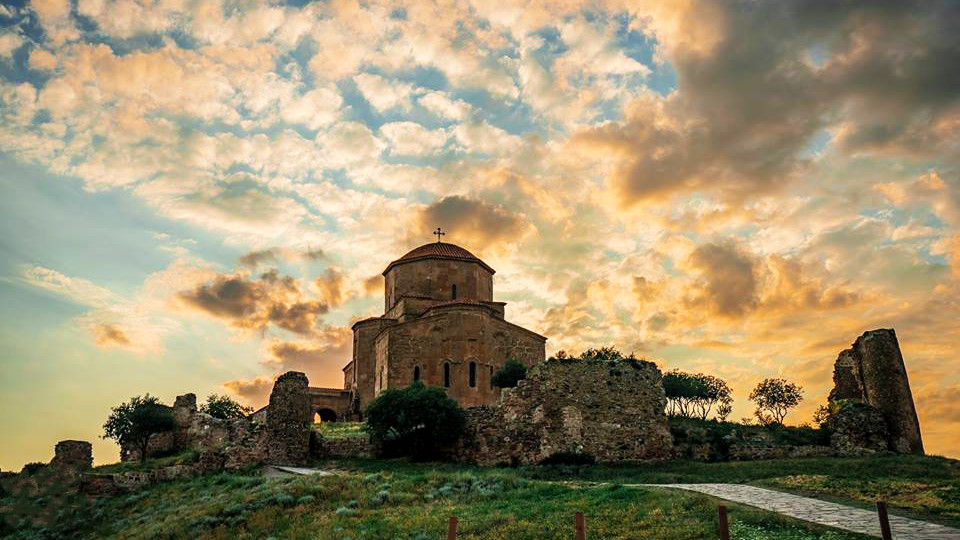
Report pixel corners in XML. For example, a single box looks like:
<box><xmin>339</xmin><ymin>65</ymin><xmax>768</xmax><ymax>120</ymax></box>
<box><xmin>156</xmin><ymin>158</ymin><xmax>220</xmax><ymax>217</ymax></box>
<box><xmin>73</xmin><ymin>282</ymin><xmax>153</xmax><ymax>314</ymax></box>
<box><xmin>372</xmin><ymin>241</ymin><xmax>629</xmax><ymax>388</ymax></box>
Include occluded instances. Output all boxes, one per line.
<box><xmin>877</xmin><ymin>501</ymin><xmax>893</xmax><ymax>540</ymax></box>
<box><xmin>718</xmin><ymin>505</ymin><xmax>730</xmax><ymax>540</ymax></box>
<box><xmin>575</xmin><ymin>511</ymin><xmax>586</xmax><ymax>540</ymax></box>
<box><xmin>447</xmin><ymin>516</ymin><xmax>458</xmax><ymax>540</ymax></box>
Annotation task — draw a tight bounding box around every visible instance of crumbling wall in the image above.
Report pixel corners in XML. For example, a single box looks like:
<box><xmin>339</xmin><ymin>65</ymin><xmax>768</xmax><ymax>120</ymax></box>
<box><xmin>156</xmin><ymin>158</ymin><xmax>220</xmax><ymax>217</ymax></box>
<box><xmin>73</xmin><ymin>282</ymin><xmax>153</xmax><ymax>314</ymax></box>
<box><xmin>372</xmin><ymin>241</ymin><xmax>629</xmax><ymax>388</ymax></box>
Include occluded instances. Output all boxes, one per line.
<box><xmin>828</xmin><ymin>329</ymin><xmax>924</xmax><ymax>454</ymax></box>
<box><xmin>121</xmin><ymin>393</ymin><xmax>201</xmax><ymax>462</ymax></box>
<box><xmin>266</xmin><ymin>371</ymin><xmax>313</xmax><ymax>465</ymax></box>
<box><xmin>457</xmin><ymin>358</ymin><xmax>673</xmax><ymax>465</ymax></box>
<box><xmin>828</xmin><ymin>402</ymin><xmax>890</xmax><ymax>454</ymax></box>
<box><xmin>50</xmin><ymin>440</ymin><xmax>92</xmax><ymax>470</ymax></box>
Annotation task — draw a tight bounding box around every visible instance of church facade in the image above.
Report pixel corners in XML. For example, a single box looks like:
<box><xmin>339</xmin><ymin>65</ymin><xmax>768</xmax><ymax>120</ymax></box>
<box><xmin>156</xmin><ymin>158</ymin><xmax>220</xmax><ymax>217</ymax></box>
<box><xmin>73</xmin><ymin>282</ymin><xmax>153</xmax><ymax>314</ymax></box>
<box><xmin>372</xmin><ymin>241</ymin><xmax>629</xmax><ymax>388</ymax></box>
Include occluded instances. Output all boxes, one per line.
<box><xmin>309</xmin><ymin>241</ymin><xmax>546</xmax><ymax>421</ymax></box>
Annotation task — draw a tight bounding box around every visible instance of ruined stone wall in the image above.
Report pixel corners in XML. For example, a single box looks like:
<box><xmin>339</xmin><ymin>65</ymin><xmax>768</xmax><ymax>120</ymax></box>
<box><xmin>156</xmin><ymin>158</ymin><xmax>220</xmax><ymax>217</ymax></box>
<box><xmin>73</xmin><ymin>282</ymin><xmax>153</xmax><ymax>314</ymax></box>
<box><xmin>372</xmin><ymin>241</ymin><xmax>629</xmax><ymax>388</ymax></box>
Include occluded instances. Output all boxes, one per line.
<box><xmin>50</xmin><ymin>440</ymin><xmax>92</xmax><ymax>470</ymax></box>
<box><xmin>828</xmin><ymin>329</ymin><xmax>924</xmax><ymax>454</ymax></box>
<box><xmin>384</xmin><ymin>259</ymin><xmax>493</xmax><ymax>313</ymax></box>
<box><xmin>375</xmin><ymin>306</ymin><xmax>546</xmax><ymax>408</ymax></box>
<box><xmin>456</xmin><ymin>358</ymin><xmax>673</xmax><ymax>465</ymax></box>
<box><xmin>266</xmin><ymin>371</ymin><xmax>313</xmax><ymax>465</ymax></box>
<box><xmin>122</xmin><ymin>394</ymin><xmax>198</xmax><ymax>462</ymax></box>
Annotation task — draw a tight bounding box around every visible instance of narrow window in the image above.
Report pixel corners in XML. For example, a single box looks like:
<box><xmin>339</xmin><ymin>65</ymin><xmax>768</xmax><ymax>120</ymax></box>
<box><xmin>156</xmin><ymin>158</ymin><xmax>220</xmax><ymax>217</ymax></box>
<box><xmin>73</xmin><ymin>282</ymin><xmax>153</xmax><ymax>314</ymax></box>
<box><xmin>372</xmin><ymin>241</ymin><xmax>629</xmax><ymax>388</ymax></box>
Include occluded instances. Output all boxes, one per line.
<box><xmin>469</xmin><ymin>361</ymin><xmax>477</xmax><ymax>388</ymax></box>
<box><xmin>413</xmin><ymin>365</ymin><xmax>420</xmax><ymax>383</ymax></box>
<box><xmin>452</xmin><ymin>284</ymin><xmax>458</xmax><ymax>299</ymax></box>
<box><xmin>489</xmin><ymin>366</ymin><xmax>494</xmax><ymax>389</ymax></box>
<box><xmin>443</xmin><ymin>362</ymin><xmax>451</xmax><ymax>388</ymax></box>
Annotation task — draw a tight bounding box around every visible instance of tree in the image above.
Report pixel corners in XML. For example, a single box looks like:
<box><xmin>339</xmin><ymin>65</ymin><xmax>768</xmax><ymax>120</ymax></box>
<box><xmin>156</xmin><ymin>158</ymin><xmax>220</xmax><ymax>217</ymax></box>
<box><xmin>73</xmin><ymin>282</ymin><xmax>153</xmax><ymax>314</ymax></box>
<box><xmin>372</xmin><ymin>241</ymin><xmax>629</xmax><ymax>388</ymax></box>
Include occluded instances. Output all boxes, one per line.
<box><xmin>749</xmin><ymin>378</ymin><xmax>803</xmax><ymax>425</ymax></box>
<box><xmin>364</xmin><ymin>381</ymin><xmax>466</xmax><ymax>460</ymax></box>
<box><xmin>690</xmin><ymin>374</ymin><xmax>733</xmax><ymax>420</ymax></box>
<box><xmin>199</xmin><ymin>394</ymin><xmax>253</xmax><ymax>420</ymax></box>
<box><xmin>103</xmin><ymin>395</ymin><xmax>177</xmax><ymax>463</ymax></box>
<box><xmin>491</xmin><ymin>359</ymin><xmax>528</xmax><ymax>388</ymax></box>
<box><xmin>663</xmin><ymin>370</ymin><xmax>700</xmax><ymax>417</ymax></box>
<box><xmin>663</xmin><ymin>370</ymin><xmax>732</xmax><ymax>419</ymax></box>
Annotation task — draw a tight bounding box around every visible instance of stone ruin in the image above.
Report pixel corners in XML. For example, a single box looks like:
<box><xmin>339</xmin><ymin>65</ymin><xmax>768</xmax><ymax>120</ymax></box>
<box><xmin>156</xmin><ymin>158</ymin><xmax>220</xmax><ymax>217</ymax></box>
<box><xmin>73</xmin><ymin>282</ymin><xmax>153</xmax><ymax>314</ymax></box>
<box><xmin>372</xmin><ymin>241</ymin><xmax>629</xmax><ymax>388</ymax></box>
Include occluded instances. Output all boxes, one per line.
<box><xmin>456</xmin><ymin>357</ymin><xmax>673</xmax><ymax>465</ymax></box>
<box><xmin>827</xmin><ymin>328</ymin><xmax>924</xmax><ymax>454</ymax></box>
<box><xmin>49</xmin><ymin>440</ymin><xmax>93</xmax><ymax>470</ymax></box>
<box><xmin>120</xmin><ymin>371</ymin><xmax>313</xmax><ymax>468</ymax></box>
<box><xmin>265</xmin><ymin>372</ymin><xmax>313</xmax><ymax>465</ymax></box>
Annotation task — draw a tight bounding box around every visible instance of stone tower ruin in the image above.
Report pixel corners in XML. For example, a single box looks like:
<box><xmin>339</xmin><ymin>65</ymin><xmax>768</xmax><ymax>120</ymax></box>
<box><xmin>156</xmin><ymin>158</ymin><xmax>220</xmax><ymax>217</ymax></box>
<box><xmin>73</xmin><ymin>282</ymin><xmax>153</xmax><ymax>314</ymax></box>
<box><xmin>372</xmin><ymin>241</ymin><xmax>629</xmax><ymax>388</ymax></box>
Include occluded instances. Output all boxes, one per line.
<box><xmin>828</xmin><ymin>328</ymin><xmax>924</xmax><ymax>454</ymax></box>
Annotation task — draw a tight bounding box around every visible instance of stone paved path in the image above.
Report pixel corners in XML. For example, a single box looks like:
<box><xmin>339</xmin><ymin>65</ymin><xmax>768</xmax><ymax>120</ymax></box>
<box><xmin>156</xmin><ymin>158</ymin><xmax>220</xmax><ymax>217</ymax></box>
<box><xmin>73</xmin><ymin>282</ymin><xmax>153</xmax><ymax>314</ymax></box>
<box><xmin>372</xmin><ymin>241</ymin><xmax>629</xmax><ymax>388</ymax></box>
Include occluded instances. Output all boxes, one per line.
<box><xmin>636</xmin><ymin>483</ymin><xmax>960</xmax><ymax>539</ymax></box>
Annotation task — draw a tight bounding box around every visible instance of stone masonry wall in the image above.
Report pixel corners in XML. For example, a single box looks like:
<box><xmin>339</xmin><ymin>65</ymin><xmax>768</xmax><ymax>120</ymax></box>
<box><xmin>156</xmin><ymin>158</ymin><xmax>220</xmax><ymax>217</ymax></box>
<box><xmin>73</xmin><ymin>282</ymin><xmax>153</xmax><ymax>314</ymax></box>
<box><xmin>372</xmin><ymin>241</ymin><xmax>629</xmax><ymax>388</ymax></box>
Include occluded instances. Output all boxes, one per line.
<box><xmin>50</xmin><ymin>440</ymin><xmax>92</xmax><ymax>470</ymax></box>
<box><xmin>376</xmin><ymin>307</ymin><xmax>545</xmax><ymax>408</ymax></box>
<box><xmin>828</xmin><ymin>329</ymin><xmax>924</xmax><ymax>453</ymax></box>
<box><xmin>266</xmin><ymin>371</ymin><xmax>313</xmax><ymax>465</ymax></box>
<box><xmin>457</xmin><ymin>358</ymin><xmax>673</xmax><ymax>465</ymax></box>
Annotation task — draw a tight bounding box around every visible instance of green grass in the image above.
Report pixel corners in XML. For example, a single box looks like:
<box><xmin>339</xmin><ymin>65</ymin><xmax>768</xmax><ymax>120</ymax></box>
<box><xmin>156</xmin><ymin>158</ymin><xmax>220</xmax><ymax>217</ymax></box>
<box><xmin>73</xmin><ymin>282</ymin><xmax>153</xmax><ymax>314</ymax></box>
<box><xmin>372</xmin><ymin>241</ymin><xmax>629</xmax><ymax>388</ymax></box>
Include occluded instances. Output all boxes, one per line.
<box><xmin>92</xmin><ymin>449</ymin><xmax>201</xmax><ymax>473</ymax></box>
<box><xmin>2</xmin><ymin>464</ymin><xmax>867</xmax><ymax>540</ymax></box>
<box><xmin>314</xmin><ymin>422</ymin><xmax>367</xmax><ymax>440</ymax></box>
<box><xmin>3</xmin><ymin>453</ymin><xmax>956</xmax><ymax>538</ymax></box>
<box><xmin>332</xmin><ymin>453</ymin><xmax>960</xmax><ymax>527</ymax></box>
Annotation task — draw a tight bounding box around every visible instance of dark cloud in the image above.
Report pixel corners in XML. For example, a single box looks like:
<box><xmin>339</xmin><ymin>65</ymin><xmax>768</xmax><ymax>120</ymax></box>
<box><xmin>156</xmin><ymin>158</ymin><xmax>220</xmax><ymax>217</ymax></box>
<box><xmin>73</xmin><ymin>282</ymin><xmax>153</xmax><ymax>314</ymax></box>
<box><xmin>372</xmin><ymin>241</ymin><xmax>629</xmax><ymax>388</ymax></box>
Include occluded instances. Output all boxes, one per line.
<box><xmin>580</xmin><ymin>0</ymin><xmax>960</xmax><ymax>206</ymax></box>
<box><xmin>687</xmin><ymin>242</ymin><xmax>758</xmax><ymax>317</ymax></box>
<box><xmin>363</xmin><ymin>275</ymin><xmax>384</xmax><ymax>296</ymax></box>
<box><xmin>239</xmin><ymin>248</ymin><xmax>280</xmax><ymax>268</ymax></box>
<box><xmin>178</xmin><ymin>269</ymin><xmax>327</xmax><ymax>335</ymax></box>
<box><xmin>417</xmin><ymin>195</ymin><xmax>529</xmax><ymax>251</ymax></box>
<box><xmin>222</xmin><ymin>376</ymin><xmax>274</xmax><ymax>407</ymax></box>
<box><xmin>314</xmin><ymin>268</ymin><xmax>346</xmax><ymax>308</ymax></box>
<box><xmin>264</xmin><ymin>326</ymin><xmax>352</xmax><ymax>387</ymax></box>
<box><xmin>239</xmin><ymin>248</ymin><xmax>326</xmax><ymax>268</ymax></box>
<box><xmin>93</xmin><ymin>324</ymin><xmax>130</xmax><ymax>347</ymax></box>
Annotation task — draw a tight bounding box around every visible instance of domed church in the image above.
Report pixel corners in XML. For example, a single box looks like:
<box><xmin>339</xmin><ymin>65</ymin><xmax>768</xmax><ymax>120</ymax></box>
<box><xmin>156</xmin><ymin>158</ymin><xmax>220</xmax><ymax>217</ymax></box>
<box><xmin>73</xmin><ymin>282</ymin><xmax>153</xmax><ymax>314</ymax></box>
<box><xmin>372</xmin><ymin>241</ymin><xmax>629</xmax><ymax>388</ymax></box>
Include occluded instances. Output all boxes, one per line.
<box><xmin>308</xmin><ymin>235</ymin><xmax>547</xmax><ymax>421</ymax></box>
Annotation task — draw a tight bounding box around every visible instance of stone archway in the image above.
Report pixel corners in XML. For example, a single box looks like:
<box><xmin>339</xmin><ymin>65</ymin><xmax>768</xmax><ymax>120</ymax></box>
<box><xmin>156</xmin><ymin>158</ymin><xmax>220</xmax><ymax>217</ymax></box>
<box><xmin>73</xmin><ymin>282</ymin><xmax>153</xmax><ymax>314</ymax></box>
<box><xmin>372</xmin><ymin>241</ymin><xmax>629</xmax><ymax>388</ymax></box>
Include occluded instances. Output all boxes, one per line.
<box><xmin>315</xmin><ymin>408</ymin><xmax>337</xmax><ymax>423</ymax></box>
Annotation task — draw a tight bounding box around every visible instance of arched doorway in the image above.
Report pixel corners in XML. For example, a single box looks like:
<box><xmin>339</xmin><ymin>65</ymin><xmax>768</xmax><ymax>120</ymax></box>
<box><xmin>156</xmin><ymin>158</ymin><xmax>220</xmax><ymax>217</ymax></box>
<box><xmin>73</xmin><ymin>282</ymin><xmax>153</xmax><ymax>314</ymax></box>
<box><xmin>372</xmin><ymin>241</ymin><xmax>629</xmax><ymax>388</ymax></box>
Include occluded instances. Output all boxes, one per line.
<box><xmin>315</xmin><ymin>408</ymin><xmax>337</xmax><ymax>423</ymax></box>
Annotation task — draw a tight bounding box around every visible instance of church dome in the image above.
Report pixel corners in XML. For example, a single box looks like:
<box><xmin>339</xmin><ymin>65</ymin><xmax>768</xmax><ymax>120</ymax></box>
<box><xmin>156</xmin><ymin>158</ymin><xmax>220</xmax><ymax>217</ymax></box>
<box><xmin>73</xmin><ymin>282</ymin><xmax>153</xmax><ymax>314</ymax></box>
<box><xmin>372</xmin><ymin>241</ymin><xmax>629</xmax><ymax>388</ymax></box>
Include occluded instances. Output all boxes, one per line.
<box><xmin>382</xmin><ymin>242</ymin><xmax>495</xmax><ymax>275</ymax></box>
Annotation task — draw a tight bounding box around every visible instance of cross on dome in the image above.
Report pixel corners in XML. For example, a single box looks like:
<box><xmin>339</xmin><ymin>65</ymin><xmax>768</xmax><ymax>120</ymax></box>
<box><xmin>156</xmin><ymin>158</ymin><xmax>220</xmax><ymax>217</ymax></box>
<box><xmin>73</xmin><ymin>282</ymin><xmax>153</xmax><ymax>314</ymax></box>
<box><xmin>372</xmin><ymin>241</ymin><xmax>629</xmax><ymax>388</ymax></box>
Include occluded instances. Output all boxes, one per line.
<box><xmin>433</xmin><ymin>227</ymin><xmax>445</xmax><ymax>242</ymax></box>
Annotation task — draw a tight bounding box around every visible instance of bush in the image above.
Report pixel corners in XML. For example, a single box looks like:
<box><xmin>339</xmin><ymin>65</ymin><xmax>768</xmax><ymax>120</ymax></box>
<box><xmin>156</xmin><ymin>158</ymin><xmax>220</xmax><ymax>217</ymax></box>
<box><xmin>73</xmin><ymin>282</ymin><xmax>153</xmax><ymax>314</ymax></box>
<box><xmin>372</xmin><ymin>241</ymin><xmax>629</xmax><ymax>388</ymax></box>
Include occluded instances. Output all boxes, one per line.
<box><xmin>199</xmin><ymin>394</ymin><xmax>253</xmax><ymax>420</ymax></box>
<box><xmin>539</xmin><ymin>451</ymin><xmax>596</xmax><ymax>466</ymax></box>
<box><xmin>364</xmin><ymin>381</ymin><xmax>466</xmax><ymax>460</ymax></box>
<box><xmin>491</xmin><ymin>359</ymin><xmax>527</xmax><ymax>388</ymax></box>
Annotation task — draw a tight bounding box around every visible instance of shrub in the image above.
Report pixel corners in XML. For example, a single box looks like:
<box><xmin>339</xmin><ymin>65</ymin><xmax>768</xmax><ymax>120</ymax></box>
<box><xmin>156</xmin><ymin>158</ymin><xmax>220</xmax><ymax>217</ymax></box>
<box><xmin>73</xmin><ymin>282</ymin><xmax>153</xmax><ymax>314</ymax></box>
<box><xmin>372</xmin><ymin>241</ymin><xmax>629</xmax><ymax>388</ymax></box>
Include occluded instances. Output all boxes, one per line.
<box><xmin>539</xmin><ymin>451</ymin><xmax>596</xmax><ymax>466</ymax></box>
<box><xmin>103</xmin><ymin>394</ymin><xmax>177</xmax><ymax>463</ymax></box>
<box><xmin>750</xmin><ymin>378</ymin><xmax>804</xmax><ymax>425</ymax></box>
<box><xmin>491</xmin><ymin>359</ymin><xmax>527</xmax><ymax>388</ymax></box>
<box><xmin>364</xmin><ymin>381</ymin><xmax>466</xmax><ymax>460</ymax></box>
<box><xmin>199</xmin><ymin>394</ymin><xmax>253</xmax><ymax>420</ymax></box>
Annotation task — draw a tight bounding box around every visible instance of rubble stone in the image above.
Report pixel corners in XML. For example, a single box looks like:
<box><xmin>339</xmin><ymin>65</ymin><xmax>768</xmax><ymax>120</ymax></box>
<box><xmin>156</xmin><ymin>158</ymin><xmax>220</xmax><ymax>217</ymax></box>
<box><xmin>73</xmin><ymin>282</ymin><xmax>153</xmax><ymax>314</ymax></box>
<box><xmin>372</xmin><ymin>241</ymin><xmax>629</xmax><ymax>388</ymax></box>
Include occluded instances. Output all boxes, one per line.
<box><xmin>456</xmin><ymin>358</ymin><xmax>673</xmax><ymax>465</ymax></box>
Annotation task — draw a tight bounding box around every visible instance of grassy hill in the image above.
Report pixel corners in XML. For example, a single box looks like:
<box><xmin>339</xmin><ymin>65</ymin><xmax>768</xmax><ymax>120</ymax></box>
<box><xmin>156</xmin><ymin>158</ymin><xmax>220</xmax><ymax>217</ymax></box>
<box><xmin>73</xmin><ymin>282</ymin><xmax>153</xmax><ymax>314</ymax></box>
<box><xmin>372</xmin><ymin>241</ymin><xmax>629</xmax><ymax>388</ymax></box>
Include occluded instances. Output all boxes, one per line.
<box><xmin>3</xmin><ymin>452</ymin><xmax>959</xmax><ymax>539</ymax></box>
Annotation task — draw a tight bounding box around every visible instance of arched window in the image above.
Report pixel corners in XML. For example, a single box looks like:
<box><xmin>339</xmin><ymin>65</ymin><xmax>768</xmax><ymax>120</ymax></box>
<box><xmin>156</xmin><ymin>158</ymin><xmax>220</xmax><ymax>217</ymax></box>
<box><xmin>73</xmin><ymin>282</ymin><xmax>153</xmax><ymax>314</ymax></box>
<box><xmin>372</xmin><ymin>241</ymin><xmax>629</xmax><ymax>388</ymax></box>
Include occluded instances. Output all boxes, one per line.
<box><xmin>469</xmin><ymin>361</ymin><xmax>477</xmax><ymax>388</ymax></box>
<box><xmin>413</xmin><ymin>365</ymin><xmax>421</xmax><ymax>383</ymax></box>
<box><xmin>443</xmin><ymin>362</ymin><xmax>451</xmax><ymax>388</ymax></box>
<box><xmin>452</xmin><ymin>284</ymin><xmax>458</xmax><ymax>299</ymax></box>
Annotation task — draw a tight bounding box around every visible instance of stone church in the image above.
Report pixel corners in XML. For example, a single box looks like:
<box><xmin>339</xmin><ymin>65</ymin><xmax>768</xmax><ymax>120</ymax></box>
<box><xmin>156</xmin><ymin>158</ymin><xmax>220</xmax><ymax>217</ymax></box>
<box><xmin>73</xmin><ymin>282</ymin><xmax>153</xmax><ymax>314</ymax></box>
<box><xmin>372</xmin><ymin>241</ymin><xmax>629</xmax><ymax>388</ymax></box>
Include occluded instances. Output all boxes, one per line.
<box><xmin>308</xmin><ymin>239</ymin><xmax>547</xmax><ymax>421</ymax></box>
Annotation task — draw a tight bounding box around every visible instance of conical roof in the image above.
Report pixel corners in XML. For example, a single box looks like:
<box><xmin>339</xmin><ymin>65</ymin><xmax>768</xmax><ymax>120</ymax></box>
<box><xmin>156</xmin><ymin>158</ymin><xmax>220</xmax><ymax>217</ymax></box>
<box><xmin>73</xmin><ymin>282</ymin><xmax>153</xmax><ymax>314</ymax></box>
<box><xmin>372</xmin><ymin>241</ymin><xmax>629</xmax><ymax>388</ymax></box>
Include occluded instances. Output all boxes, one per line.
<box><xmin>382</xmin><ymin>242</ymin><xmax>494</xmax><ymax>275</ymax></box>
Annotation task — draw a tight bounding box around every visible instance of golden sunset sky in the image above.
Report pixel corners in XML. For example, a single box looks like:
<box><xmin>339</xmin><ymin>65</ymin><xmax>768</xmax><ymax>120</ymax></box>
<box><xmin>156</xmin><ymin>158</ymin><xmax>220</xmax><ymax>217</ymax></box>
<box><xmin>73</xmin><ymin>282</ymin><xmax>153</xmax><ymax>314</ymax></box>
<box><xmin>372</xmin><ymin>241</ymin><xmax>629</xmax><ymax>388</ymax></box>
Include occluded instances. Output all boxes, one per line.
<box><xmin>1</xmin><ymin>0</ymin><xmax>959</xmax><ymax>470</ymax></box>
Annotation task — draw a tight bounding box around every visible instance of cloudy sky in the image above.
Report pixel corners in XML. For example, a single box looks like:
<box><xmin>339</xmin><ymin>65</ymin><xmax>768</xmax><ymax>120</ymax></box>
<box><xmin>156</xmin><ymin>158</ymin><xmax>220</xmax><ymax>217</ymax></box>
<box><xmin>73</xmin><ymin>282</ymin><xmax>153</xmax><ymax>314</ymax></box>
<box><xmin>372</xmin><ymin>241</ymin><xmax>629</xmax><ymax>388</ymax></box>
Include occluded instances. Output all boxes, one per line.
<box><xmin>2</xmin><ymin>0</ymin><xmax>959</xmax><ymax>469</ymax></box>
